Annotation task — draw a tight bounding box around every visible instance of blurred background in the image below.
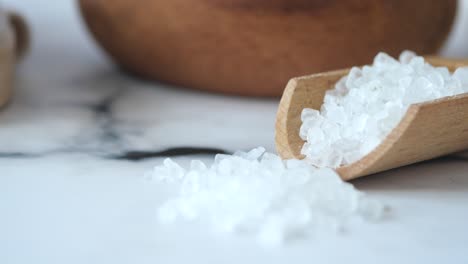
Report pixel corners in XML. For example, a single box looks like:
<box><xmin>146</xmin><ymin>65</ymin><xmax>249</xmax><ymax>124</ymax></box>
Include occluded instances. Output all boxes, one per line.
<box><xmin>3</xmin><ymin>0</ymin><xmax>468</xmax><ymax>98</ymax></box>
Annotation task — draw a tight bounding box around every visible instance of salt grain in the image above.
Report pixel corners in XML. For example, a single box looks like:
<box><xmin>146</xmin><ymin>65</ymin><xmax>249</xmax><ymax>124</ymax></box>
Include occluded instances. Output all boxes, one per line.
<box><xmin>148</xmin><ymin>52</ymin><xmax>467</xmax><ymax>246</ymax></box>
<box><xmin>153</xmin><ymin>147</ymin><xmax>385</xmax><ymax>246</ymax></box>
<box><xmin>300</xmin><ymin>51</ymin><xmax>468</xmax><ymax>168</ymax></box>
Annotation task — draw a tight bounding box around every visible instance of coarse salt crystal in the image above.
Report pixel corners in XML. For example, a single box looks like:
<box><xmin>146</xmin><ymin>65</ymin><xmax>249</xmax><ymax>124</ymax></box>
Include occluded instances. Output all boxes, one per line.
<box><xmin>300</xmin><ymin>51</ymin><xmax>468</xmax><ymax>168</ymax></box>
<box><xmin>152</xmin><ymin>147</ymin><xmax>386</xmax><ymax>246</ymax></box>
<box><xmin>149</xmin><ymin>52</ymin><xmax>468</xmax><ymax>246</ymax></box>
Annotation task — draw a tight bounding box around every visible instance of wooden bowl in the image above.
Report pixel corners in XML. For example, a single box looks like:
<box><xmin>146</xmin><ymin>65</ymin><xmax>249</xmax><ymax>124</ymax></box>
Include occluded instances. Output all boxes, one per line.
<box><xmin>79</xmin><ymin>0</ymin><xmax>456</xmax><ymax>97</ymax></box>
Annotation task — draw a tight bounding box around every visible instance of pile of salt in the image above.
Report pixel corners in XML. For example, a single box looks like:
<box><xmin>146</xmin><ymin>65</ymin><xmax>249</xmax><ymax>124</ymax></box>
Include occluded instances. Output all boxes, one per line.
<box><xmin>153</xmin><ymin>147</ymin><xmax>385</xmax><ymax>246</ymax></box>
<box><xmin>300</xmin><ymin>51</ymin><xmax>468</xmax><ymax>168</ymax></box>
<box><xmin>148</xmin><ymin>50</ymin><xmax>468</xmax><ymax>246</ymax></box>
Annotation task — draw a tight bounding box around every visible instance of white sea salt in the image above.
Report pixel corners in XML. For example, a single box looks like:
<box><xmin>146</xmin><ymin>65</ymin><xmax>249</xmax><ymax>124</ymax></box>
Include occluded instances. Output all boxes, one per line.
<box><xmin>153</xmin><ymin>147</ymin><xmax>385</xmax><ymax>246</ymax></box>
<box><xmin>300</xmin><ymin>51</ymin><xmax>468</xmax><ymax>168</ymax></box>
<box><xmin>152</xmin><ymin>52</ymin><xmax>468</xmax><ymax>246</ymax></box>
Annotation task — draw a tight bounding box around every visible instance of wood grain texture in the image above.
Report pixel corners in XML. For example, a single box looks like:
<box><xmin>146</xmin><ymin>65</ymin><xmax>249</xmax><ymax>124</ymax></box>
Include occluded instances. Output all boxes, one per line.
<box><xmin>79</xmin><ymin>0</ymin><xmax>456</xmax><ymax>96</ymax></box>
<box><xmin>275</xmin><ymin>58</ymin><xmax>468</xmax><ymax>180</ymax></box>
<box><xmin>207</xmin><ymin>0</ymin><xmax>332</xmax><ymax>11</ymax></box>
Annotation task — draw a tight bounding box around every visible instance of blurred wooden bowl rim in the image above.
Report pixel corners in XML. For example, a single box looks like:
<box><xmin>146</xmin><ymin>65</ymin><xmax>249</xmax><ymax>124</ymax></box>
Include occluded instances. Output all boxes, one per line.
<box><xmin>79</xmin><ymin>0</ymin><xmax>457</xmax><ymax>97</ymax></box>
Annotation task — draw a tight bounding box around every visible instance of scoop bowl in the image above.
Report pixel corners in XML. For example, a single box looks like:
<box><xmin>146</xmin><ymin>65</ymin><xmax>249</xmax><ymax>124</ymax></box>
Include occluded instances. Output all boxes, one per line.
<box><xmin>275</xmin><ymin>57</ymin><xmax>468</xmax><ymax>180</ymax></box>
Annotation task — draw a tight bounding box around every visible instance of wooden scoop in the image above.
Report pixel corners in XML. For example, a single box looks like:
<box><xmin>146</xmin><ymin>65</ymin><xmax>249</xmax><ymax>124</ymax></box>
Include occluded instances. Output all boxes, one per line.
<box><xmin>275</xmin><ymin>56</ymin><xmax>468</xmax><ymax>180</ymax></box>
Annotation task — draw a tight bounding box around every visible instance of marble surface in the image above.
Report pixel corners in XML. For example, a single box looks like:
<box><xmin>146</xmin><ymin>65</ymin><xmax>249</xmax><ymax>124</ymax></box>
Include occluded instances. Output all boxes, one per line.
<box><xmin>1</xmin><ymin>1</ymin><xmax>468</xmax><ymax>263</ymax></box>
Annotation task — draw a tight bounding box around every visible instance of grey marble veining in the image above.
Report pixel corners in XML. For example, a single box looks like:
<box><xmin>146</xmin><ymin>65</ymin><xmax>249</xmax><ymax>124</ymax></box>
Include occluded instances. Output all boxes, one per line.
<box><xmin>1</xmin><ymin>1</ymin><xmax>468</xmax><ymax>264</ymax></box>
<box><xmin>0</xmin><ymin>53</ymin><xmax>277</xmax><ymax>158</ymax></box>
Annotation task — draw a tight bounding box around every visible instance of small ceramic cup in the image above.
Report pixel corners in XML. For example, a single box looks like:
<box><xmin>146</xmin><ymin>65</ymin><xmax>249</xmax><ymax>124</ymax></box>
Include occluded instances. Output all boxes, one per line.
<box><xmin>0</xmin><ymin>9</ymin><xmax>28</xmax><ymax>108</ymax></box>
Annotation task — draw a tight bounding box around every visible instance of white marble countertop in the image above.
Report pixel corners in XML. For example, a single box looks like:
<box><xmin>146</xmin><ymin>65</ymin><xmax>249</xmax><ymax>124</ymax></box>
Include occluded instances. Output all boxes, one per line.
<box><xmin>1</xmin><ymin>1</ymin><xmax>468</xmax><ymax>263</ymax></box>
